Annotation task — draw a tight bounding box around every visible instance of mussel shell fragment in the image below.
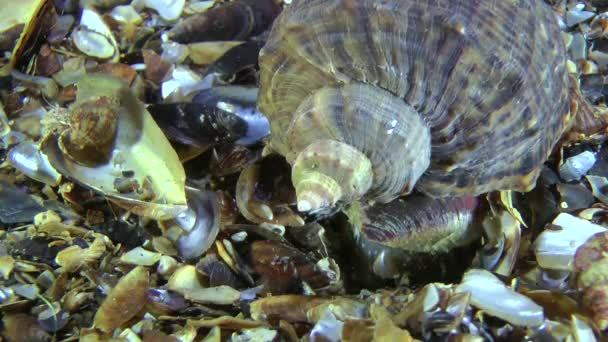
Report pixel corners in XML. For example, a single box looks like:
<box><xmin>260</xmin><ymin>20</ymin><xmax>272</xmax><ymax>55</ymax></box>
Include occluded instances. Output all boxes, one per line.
<box><xmin>247</xmin><ymin>240</ymin><xmax>332</xmax><ymax>294</ymax></box>
<box><xmin>175</xmin><ymin>188</ymin><xmax>220</xmax><ymax>261</ymax></box>
<box><xmin>147</xmin><ymin>86</ymin><xmax>269</xmax><ymax>148</ymax></box>
<box><xmin>8</xmin><ymin>140</ymin><xmax>62</xmax><ymax>186</ymax></box>
<box><xmin>347</xmin><ymin>195</ymin><xmax>482</xmax><ymax>253</ymax></box>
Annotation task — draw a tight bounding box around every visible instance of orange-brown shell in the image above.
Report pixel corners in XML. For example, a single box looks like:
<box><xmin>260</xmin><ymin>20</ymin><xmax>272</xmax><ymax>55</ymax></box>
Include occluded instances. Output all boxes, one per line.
<box><xmin>58</xmin><ymin>96</ymin><xmax>119</xmax><ymax>167</ymax></box>
<box><xmin>258</xmin><ymin>0</ymin><xmax>571</xmax><ymax>198</ymax></box>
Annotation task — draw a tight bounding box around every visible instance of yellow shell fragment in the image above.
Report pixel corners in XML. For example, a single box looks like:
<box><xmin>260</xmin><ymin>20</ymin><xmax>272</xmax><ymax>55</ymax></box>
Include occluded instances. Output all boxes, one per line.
<box><xmin>93</xmin><ymin>266</ymin><xmax>150</xmax><ymax>333</ymax></box>
<box><xmin>41</xmin><ymin>74</ymin><xmax>188</xmax><ymax>220</ymax></box>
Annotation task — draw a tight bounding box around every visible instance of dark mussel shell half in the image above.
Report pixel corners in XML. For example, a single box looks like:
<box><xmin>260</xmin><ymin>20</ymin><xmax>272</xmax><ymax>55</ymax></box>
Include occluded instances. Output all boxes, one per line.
<box><xmin>147</xmin><ymin>86</ymin><xmax>269</xmax><ymax>148</ymax></box>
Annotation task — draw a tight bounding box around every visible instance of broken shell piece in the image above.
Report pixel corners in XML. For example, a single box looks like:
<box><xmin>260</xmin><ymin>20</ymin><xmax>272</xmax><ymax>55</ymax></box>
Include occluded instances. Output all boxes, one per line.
<box><xmin>567</xmin><ymin>9</ymin><xmax>596</xmax><ymax>27</ymax></box>
<box><xmin>250</xmin><ymin>295</ymin><xmax>367</xmax><ymax>324</ymax></box>
<box><xmin>478</xmin><ymin>209</ymin><xmax>521</xmax><ymax>276</ymax></box>
<box><xmin>55</xmin><ymin>236</ymin><xmax>106</xmax><ymax>273</ymax></box>
<box><xmin>8</xmin><ymin>140</ymin><xmax>61</xmax><ymax>186</ymax></box>
<box><xmin>534</xmin><ymin>213</ymin><xmax>606</xmax><ymax>271</ymax></box>
<box><xmin>71</xmin><ymin>8</ymin><xmax>118</xmax><ymax>61</ymax></box>
<box><xmin>167</xmin><ymin>265</ymin><xmax>207</xmax><ymax>293</ymax></box>
<box><xmin>147</xmin><ymin>288</ymin><xmax>187</xmax><ymax>313</ymax></box>
<box><xmin>144</xmin><ymin>0</ymin><xmax>185</xmax><ymax>21</ymax></box>
<box><xmin>586</xmin><ymin>175</ymin><xmax>608</xmax><ymax>205</ymax></box>
<box><xmin>455</xmin><ymin>269</ymin><xmax>544</xmax><ymax>327</ymax></box>
<box><xmin>72</xmin><ymin>28</ymin><xmax>115</xmax><ymax>59</ymax></box>
<box><xmin>309</xmin><ymin>310</ymin><xmax>342</xmax><ymax>342</ymax></box>
<box><xmin>40</xmin><ymin>74</ymin><xmax>187</xmax><ymax>220</ymax></box>
<box><xmin>110</xmin><ymin>5</ymin><xmax>142</xmax><ymax>24</ymax></box>
<box><xmin>119</xmin><ymin>247</ymin><xmax>161</xmax><ymax>266</ymax></box>
<box><xmin>161</xmin><ymin>65</ymin><xmax>204</xmax><ymax>100</ymax></box>
<box><xmin>559</xmin><ymin>151</ymin><xmax>596</xmax><ymax>182</ymax></box>
<box><xmin>248</xmin><ymin>240</ymin><xmax>331</xmax><ymax>294</ymax></box>
<box><xmin>231</xmin><ymin>327</ymin><xmax>278</xmax><ymax>342</ymax></box>
<box><xmin>557</xmin><ymin>183</ymin><xmax>595</xmax><ymax>212</ymax></box>
<box><xmin>157</xmin><ymin>255</ymin><xmax>178</xmax><ymax>277</ymax></box>
<box><xmin>93</xmin><ymin>266</ymin><xmax>149</xmax><ymax>333</ymax></box>
<box><xmin>174</xmin><ymin>188</ymin><xmax>220</xmax><ymax>261</ymax></box>
<box><xmin>176</xmin><ymin>285</ymin><xmax>241</xmax><ymax>305</ymax></box>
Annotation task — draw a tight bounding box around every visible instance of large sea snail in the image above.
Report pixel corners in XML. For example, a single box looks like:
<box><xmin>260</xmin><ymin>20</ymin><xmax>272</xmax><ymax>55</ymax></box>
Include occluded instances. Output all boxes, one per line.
<box><xmin>258</xmin><ymin>0</ymin><xmax>571</xmax><ymax>214</ymax></box>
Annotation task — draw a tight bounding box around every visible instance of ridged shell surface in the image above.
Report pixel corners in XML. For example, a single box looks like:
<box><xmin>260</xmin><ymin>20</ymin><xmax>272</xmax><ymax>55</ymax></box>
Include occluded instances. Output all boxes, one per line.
<box><xmin>258</xmin><ymin>0</ymin><xmax>570</xmax><ymax>197</ymax></box>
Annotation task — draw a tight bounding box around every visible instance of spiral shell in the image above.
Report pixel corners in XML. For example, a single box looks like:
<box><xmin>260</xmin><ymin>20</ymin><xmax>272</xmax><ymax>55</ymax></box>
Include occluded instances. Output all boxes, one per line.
<box><xmin>258</xmin><ymin>0</ymin><xmax>570</xmax><ymax>212</ymax></box>
<box><xmin>58</xmin><ymin>96</ymin><xmax>119</xmax><ymax>167</ymax></box>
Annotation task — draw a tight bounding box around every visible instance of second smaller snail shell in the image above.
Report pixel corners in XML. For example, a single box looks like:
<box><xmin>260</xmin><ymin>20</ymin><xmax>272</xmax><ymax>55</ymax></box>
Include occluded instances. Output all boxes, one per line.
<box><xmin>58</xmin><ymin>96</ymin><xmax>119</xmax><ymax>167</ymax></box>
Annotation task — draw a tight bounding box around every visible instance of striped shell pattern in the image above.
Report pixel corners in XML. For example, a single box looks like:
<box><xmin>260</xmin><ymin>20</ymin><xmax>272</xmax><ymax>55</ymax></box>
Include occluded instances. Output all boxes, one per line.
<box><xmin>258</xmin><ymin>0</ymin><xmax>571</xmax><ymax>213</ymax></box>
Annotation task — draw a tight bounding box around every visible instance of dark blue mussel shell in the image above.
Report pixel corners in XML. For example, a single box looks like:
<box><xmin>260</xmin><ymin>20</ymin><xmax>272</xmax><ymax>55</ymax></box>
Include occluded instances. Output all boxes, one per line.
<box><xmin>147</xmin><ymin>86</ymin><xmax>270</xmax><ymax>148</ymax></box>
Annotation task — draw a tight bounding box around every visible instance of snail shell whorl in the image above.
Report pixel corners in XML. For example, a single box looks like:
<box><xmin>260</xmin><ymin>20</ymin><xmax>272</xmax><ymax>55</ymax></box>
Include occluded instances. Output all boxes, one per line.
<box><xmin>259</xmin><ymin>0</ymin><xmax>569</xmax><ymax>207</ymax></box>
<box><xmin>289</xmin><ymin>83</ymin><xmax>431</xmax><ymax>212</ymax></box>
<box><xmin>59</xmin><ymin>96</ymin><xmax>119</xmax><ymax>167</ymax></box>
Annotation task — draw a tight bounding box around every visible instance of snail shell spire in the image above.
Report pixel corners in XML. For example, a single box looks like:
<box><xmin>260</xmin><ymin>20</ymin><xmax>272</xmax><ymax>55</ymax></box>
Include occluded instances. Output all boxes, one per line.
<box><xmin>258</xmin><ymin>0</ymin><xmax>570</xmax><ymax>211</ymax></box>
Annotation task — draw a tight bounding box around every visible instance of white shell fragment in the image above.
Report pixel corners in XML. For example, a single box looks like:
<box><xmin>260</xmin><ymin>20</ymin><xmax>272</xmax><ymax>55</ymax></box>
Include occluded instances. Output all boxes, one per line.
<box><xmin>533</xmin><ymin>213</ymin><xmax>606</xmax><ymax>271</ymax></box>
<box><xmin>119</xmin><ymin>247</ymin><xmax>162</xmax><ymax>266</ymax></box>
<box><xmin>567</xmin><ymin>9</ymin><xmax>596</xmax><ymax>28</ymax></box>
<box><xmin>570</xmin><ymin>33</ymin><xmax>588</xmax><ymax>61</ymax></box>
<box><xmin>110</xmin><ymin>5</ymin><xmax>143</xmax><ymax>25</ymax></box>
<box><xmin>161</xmin><ymin>66</ymin><xmax>204</xmax><ymax>100</ymax></box>
<box><xmin>72</xmin><ymin>8</ymin><xmax>119</xmax><ymax>61</ymax></box>
<box><xmin>161</xmin><ymin>40</ymin><xmax>188</xmax><ymax>64</ymax></box>
<box><xmin>455</xmin><ymin>269</ymin><xmax>545</xmax><ymax>327</ymax></box>
<box><xmin>8</xmin><ymin>141</ymin><xmax>61</xmax><ymax>186</ymax></box>
<box><xmin>559</xmin><ymin>151</ymin><xmax>596</xmax><ymax>182</ymax></box>
<box><xmin>144</xmin><ymin>0</ymin><xmax>185</xmax><ymax>21</ymax></box>
<box><xmin>175</xmin><ymin>189</ymin><xmax>220</xmax><ymax>260</ymax></box>
<box><xmin>309</xmin><ymin>310</ymin><xmax>342</xmax><ymax>342</ymax></box>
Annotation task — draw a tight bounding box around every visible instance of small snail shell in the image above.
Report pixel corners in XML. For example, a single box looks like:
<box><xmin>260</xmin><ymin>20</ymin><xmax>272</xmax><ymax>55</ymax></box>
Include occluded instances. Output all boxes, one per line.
<box><xmin>258</xmin><ymin>0</ymin><xmax>570</xmax><ymax>213</ymax></box>
<box><xmin>58</xmin><ymin>96</ymin><xmax>119</xmax><ymax>167</ymax></box>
